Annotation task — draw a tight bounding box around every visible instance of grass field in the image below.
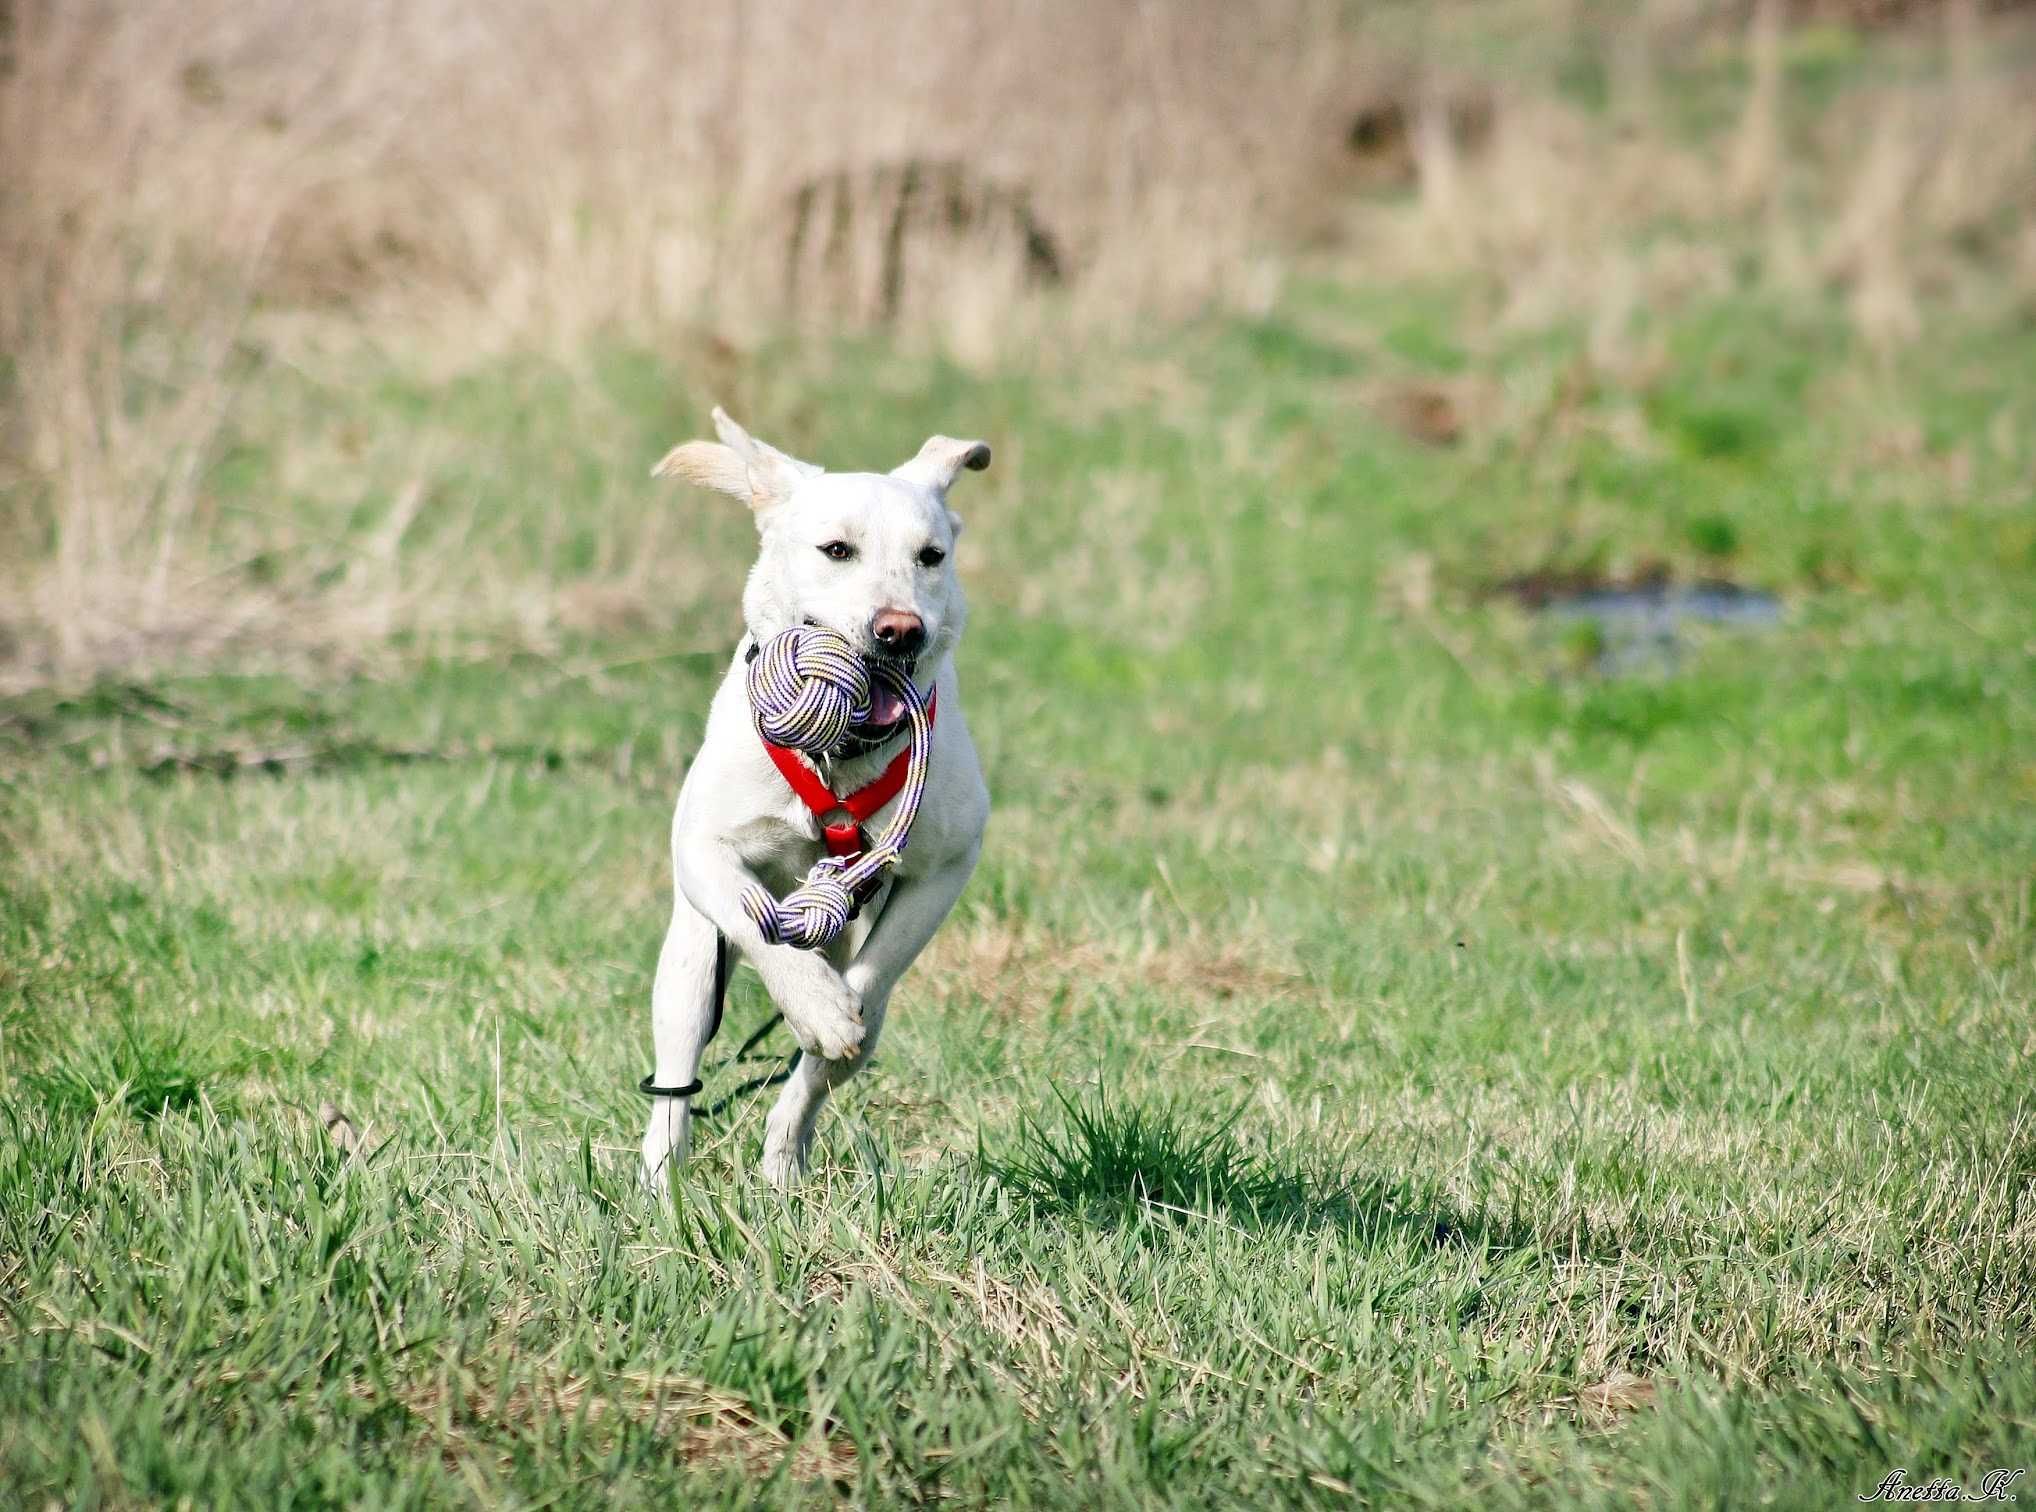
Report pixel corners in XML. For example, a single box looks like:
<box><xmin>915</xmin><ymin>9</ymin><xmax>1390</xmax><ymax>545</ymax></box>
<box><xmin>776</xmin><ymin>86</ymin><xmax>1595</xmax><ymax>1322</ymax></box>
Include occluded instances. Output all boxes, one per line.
<box><xmin>6</xmin><ymin>7</ymin><xmax>2036</xmax><ymax>1508</ymax></box>
<box><xmin>7</xmin><ymin>280</ymin><xmax>2034</xmax><ymax>1505</ymax></box>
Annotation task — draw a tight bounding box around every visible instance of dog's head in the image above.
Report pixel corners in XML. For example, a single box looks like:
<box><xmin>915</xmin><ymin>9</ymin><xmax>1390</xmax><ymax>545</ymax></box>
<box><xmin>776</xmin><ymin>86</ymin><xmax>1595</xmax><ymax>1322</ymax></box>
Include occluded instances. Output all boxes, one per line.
<box><xmin>654</xmin><ymin>408</ymin><xmax>987</xmax><ymax>714</ymax></box>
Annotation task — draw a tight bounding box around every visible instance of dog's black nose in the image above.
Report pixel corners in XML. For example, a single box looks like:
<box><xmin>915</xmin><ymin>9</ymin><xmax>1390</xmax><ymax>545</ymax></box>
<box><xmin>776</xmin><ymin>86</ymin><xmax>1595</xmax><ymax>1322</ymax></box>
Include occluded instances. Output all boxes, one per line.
<box><xmin>871</xmin><ymin>609</ymin><xmax>925</xmax><ymax>657</ymax></box>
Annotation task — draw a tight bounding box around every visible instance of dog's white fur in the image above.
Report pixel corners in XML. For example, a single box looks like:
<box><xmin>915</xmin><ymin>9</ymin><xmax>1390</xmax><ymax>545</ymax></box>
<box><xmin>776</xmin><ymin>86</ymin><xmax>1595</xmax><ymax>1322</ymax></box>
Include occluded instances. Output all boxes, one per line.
<box><xmin>640</xmin><ymin>408</ymin><xmax>990</xmax><ymax>1189</ymax></box>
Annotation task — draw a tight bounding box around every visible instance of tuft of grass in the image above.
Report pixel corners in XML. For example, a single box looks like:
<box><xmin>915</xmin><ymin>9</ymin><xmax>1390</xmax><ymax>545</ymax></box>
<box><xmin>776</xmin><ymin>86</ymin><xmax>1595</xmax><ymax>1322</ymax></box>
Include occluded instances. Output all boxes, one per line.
<box><xmin>984</xmin><ymin>1089</ymin><xmax>1332</xmax><ymax>1229</ymax></box>
<box><xmin>1685</xmin><ymin>513</ymin><xmax>1741</xmax><ymax>559</ymax></box>
<box><xmin>25</xmin><ymin>1017</ymin><xmax>242</xmax><ymax>1120</ymax></box>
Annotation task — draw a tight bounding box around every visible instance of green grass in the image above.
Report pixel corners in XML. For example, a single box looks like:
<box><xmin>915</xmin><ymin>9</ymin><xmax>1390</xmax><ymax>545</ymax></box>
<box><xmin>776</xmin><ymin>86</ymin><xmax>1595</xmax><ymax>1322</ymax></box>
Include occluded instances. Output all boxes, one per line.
<box><xmin>6</xmin><ymin>195</ymin><xmax>2036</xmax><ymax>1512</ymax></box>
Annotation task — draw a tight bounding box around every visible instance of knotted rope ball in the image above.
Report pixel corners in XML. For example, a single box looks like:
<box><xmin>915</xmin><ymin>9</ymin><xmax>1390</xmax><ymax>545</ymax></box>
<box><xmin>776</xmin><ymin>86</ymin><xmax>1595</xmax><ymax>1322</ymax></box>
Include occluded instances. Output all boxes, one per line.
<box><xmin>740</xmin><ymin>624</ymin><xmax>933</xmax><ymax>951</ymax></box>
<box><xmin>744</xmin><ymin>626</ymin><xmax>876</xmax><ymax>755</ymax></box>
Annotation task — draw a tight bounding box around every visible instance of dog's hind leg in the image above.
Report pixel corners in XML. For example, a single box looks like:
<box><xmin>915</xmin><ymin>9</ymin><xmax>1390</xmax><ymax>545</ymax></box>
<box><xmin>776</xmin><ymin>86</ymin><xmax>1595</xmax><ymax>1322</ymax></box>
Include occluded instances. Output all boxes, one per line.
<box><xmin>639</xmin><ymin>896</ymin><xmax>722</xmax><ymax>1195</ymax></box>
<box><xmin>758</xmin><ymin>1031</ymin><xmax>877</xmax><ymax>1189</ymax></box>
<box><xmin>759</xmin><ymin>843</ymin><xmax>980</xmax><ymax>1187</ymax></box>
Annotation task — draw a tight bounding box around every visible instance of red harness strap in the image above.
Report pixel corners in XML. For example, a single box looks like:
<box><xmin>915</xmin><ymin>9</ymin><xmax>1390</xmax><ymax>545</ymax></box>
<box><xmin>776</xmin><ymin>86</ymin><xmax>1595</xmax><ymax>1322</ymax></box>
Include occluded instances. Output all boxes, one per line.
<box><xmin>760</xmin><ymin>693</ymin><xmax>937</xmax><ymax>858</ymax></box>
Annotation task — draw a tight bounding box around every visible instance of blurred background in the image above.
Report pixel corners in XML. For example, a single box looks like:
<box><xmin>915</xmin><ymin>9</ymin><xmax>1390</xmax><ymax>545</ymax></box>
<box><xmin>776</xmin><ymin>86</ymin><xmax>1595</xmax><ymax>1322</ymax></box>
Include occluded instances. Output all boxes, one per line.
<box><xmin>4</xmin><ymin>0</ymin><xmax>2031</xmax><ymax>685</ymax></box>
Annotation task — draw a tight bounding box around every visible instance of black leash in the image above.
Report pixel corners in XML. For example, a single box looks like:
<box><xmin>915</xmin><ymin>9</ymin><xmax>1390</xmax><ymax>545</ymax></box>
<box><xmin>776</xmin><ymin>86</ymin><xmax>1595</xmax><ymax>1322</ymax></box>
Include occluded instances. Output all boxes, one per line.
<box><xmin>637</xmin><ymin>933</ymin><xmax>802</xmax><ymax>1119</ymax></box>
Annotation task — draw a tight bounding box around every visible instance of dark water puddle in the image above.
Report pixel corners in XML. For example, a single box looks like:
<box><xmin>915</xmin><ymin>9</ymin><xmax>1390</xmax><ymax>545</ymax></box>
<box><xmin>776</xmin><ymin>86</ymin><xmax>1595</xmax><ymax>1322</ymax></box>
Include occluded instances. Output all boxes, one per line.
<box><xmin>1547</xmin><ymin>581</ymin><xmax>1782</xmax><ymax>629</ymax></box>
<box><xmin>1495</xmin><ymin>571</ymin><xmax>1783</xmax><ymax>676</ymax></box>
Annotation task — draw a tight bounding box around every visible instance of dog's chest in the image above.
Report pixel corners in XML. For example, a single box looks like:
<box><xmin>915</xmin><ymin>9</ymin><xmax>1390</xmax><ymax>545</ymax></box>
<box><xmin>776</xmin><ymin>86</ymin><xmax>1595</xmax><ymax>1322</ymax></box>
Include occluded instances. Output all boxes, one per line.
<box><xmin>728</xmin><ymin>782</ymin><xmax>945</xmax><ymax>894</ymax></box>
<box><xmin>727</xmin><ymin>789</ymin><xmax>879</xmax><ymax>880</ymax></box>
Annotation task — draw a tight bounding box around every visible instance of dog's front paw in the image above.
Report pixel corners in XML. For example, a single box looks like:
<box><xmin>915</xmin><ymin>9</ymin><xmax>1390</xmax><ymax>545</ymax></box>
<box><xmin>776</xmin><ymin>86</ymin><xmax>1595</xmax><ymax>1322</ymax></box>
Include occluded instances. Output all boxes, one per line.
<box><xmin>781</xmin><ymin>979</ymin><xmax>865</xmax><ymax>1062</ymax></box>
<box><xmin>758</xmin><ymin>1143</ymin><xmax>806</xmax><ymax>1188</ymax></box>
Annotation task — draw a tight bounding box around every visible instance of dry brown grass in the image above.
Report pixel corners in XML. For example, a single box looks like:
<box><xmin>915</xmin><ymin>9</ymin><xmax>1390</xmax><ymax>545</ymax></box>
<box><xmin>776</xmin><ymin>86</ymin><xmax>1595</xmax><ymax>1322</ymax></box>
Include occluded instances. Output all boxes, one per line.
<box><xmin>0</xmin><ymin>0</ymin><xmax>1369</xmax><ymax>685</ymax></box>
<box><xmin>4</xmin><ymin>0</ymin><xmax>2034</xmax><ymax>685</ymax></box>
<box><xmin>1360</xmin><ymin>0</ymin><xmax>2036</xmax><ymax>365</ymax></box>
<box><xmin>335</xmin><ymin>1356</ymin><xmax>857</xmax><ymax>1481</ymax></box>
<box><xmin>919</xmin><ymin>915</ymin><xmax>1314</xmax><ymax>1022</ymax></box>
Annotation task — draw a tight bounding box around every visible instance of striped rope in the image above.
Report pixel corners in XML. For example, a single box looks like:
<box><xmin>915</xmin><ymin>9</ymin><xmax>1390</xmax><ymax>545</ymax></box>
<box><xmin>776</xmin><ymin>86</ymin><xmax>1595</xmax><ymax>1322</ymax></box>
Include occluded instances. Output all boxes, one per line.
<box><xmin>740</xmin><ymin>625</ymin><xmax>933</xmax><ymax>951</ymax></box>
<box><xmin>744</xmin><ymin>626</ymin><xmax>874</xmax><ymax>754</ymax></box>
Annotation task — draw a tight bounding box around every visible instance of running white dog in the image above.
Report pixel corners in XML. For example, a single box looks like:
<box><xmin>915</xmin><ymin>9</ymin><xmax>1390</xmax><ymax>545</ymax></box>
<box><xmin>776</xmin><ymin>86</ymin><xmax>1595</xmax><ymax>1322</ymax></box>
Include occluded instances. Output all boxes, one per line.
<box><xmin>639</xmin><ymin>408</ymin><xmax>990</xmax><ymax>1190</ymax></box>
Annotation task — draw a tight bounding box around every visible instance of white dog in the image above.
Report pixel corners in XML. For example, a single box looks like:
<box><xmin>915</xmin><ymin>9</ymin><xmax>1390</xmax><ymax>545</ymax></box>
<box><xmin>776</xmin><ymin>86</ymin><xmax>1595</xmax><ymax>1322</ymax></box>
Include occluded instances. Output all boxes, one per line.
<box><xmin>639</xmin><ymin>408</ymin><xmax>991</xmax><ymax>1189</ymax></box>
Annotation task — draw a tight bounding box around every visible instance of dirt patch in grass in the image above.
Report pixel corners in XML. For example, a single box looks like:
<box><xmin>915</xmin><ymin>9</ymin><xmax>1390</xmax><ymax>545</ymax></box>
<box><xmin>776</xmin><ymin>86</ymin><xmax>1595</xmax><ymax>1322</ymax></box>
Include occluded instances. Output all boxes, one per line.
<box><xmin>1487</xmin><ymin>559</ymin><xmax>1688</xmax><ymax>610</ymax></box>
<box><xmin>360</xmin><ymin>1361</ymin><xmax>857</xmax><ymax>1483</ymax></box>
<box><xmin>921</xmin><ymin>920</ymin><xmax>1313</xmax><ymax>1019</ymax></box>
<box><xmin>1370</xmin><ymin>378</ymin><xmax>1494</xmax><ymax>447</ymax></box>
<box><xmin>1568</xmin><ymin>1369</ymin><xmax>1663</xmax><ymax>1426</ymax></box>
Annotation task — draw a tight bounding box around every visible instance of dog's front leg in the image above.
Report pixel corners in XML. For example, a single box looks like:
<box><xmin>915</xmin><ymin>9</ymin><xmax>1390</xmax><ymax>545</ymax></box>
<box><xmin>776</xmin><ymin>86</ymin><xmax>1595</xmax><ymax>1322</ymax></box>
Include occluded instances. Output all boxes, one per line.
<box><xmin>673</xmin><ymin>835</ymin><xmax>868</xmax><ymax>1063</ymax></box>
<box><xmin>760</xmin><ymin>840</ymin><xmax>981</xmax><ymax>1187</ymax></box>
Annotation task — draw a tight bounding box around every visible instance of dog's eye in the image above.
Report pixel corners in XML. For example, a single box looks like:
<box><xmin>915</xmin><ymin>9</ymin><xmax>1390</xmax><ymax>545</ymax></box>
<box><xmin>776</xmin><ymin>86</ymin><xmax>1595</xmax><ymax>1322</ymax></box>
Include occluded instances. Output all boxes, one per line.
<box><xmin>917</xmin><ymin>546</ymin><xmax>946</xmax><ymax>568</ymax></box>
<box><xmin>818</xmin><ymin>541</ymin><xmax>856</xmax><ymax>562</ymax></box>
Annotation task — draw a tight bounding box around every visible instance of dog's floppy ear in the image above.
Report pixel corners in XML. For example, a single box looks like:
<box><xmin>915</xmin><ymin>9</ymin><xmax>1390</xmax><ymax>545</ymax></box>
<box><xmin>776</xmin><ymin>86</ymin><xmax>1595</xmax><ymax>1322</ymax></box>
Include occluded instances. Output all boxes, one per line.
<box><xmin>891</xmin><ymin>435</ymin><xmax>991</xmax><ymax>494</ymax></box>
<box><xmin>652</xmin><ymin>406</ymin><xmax>820</xmax><ymax>522</ymax></box>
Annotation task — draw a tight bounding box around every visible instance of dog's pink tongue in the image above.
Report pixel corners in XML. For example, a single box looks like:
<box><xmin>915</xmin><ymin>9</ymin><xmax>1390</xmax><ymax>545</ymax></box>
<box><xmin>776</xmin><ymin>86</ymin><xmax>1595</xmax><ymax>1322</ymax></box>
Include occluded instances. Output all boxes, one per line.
<box><xmin>868</xmin><ymin>686</ymin><xmax>909</xmax><ymax>727</ymax></box>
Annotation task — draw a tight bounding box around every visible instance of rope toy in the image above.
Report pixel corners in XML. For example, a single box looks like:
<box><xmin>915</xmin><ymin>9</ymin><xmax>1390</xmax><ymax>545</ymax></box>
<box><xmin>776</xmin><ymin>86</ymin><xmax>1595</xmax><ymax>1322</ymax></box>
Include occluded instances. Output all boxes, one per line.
<box><xmin>745</xmin><ymin>627</ymin><xmax>877</xmax><ymax>754</ymax></box>
<box><xmin>740</xmin><ymin>625</ymin><xmax>932</xmax><ymax>950</ymax></box>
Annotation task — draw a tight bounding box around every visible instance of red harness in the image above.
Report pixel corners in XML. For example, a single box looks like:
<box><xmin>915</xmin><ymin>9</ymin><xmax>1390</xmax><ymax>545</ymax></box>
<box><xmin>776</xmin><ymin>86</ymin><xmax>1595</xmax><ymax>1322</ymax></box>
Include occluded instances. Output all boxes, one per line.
<box><xmin>760</xmin><ymin>693</ymin><xmax>936</xmax><ymax>858</ymax></box>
